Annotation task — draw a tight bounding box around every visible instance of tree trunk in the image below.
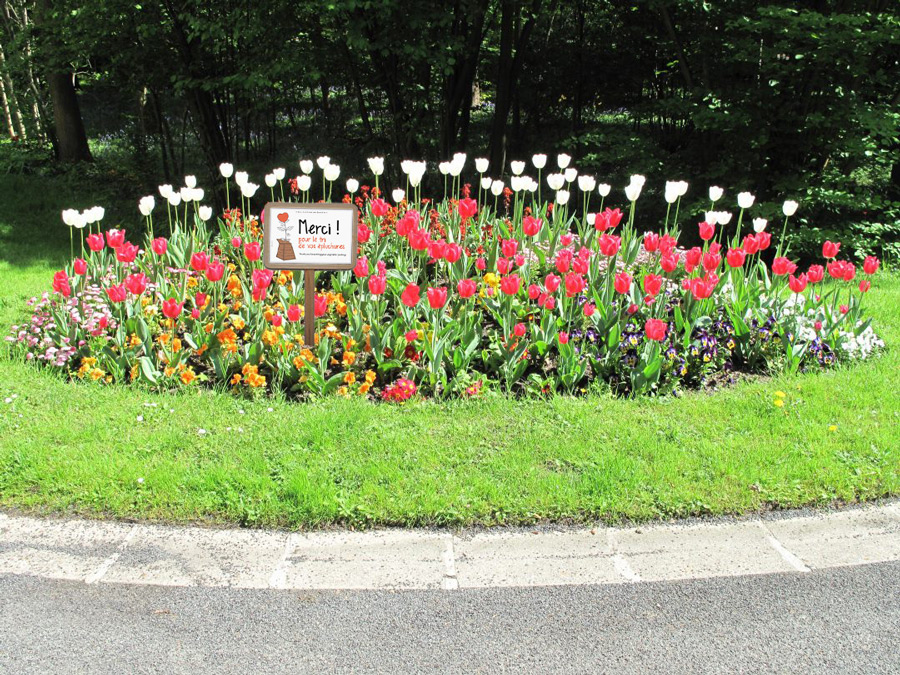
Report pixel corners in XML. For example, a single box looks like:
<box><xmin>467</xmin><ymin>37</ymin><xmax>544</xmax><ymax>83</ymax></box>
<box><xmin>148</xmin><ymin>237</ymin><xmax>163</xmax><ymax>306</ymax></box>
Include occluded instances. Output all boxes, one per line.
<box><xmin>0</xmin><ymin>69</ymin><xmax>13</xmax><ymax>137</ymax></box>
<box><xmin>47</xmin><ymin>71</ymin><xmax>91</xmax><ymax>162</ymax></box>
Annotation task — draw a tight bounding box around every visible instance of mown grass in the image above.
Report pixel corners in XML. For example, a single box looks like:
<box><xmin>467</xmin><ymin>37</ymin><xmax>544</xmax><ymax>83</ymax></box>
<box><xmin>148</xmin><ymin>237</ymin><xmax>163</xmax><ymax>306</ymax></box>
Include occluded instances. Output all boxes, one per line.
<box><xmin>0</xmin><ymin>158</ymin><xmax>898</xmax><ymax>529</ymax></box>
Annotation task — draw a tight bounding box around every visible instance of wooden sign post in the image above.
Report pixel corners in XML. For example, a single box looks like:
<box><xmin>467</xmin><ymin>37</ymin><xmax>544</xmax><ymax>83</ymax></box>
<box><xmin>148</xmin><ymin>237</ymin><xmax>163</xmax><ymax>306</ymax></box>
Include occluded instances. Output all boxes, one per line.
<box><xmin>262</xmin><ymin>202</ymin><xmax>358</xmax><ymax>347</ymax></box>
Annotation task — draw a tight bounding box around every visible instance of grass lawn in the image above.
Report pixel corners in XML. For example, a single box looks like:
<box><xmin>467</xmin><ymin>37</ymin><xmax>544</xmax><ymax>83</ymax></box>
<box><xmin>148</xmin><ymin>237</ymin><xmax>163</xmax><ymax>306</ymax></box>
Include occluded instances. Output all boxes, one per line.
<box><xmin>1</xmin><ymin>161</ymin><xmax>898</xmax><ymax>529</ymax></box>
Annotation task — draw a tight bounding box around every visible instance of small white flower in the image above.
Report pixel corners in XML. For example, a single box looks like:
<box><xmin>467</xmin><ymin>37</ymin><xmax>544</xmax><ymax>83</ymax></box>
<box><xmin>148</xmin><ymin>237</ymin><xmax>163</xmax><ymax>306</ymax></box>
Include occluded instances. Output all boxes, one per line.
<box><xmin>438</xmin><ymin>161</ymin><xmax>451</xmax><ymax>176</ymax></box>
<box><xmin>546</xmin><ymin>173</ymin><xmax>565</xmax><ymax>191</ymax></box>
<box><xmin>136</xmin><ymin>415</ymin><xmax>144</xmax><ymax>422</ymax></box>
<box><xmin>198</xmin><ymin>205</ymin><xmax>213</xmax><ymax>221</ymax></box>
<box><xmin>527</xmin><ymin>178</ymin><xmax>538</xmax><ymax>193</ymax></box>
<box><xmin>158</xmin><ymin>184</ymin><xmax>173</xmax><ymax>199</ymax></box>
<box><xmin>510</xmin><ymin>175</ymin><xmax>525</xmax><ymax>192</ymax></box>
<box><xmin>180</xmin><ymin>186</ymin><xmax>193</xmax><ymax>202</ymax></box>
<box><xmin>137</xmin><ymin>477</ymin><xmax>144</xmax><ymax>484</ymax></box>
<box><xmin>138</xmin><ymin>197</ymin><xmax>155</xmax><ymax>217</ymax></box>
<box><xmin>273</xmin><ymin>167</ymin><xmax>286</xmax><ymax>181</ymax></box>
<box><xmin>717</xmin><ymin>210</ymin><xmax>733</xmax><ymax>225</ymax></box>
<box><xmin>346</xmin><ymin>178</ymin><xmax>359</xmax><ymax>193</ymax></box>
<box><xmin>265</xmin><ymin>173</ymin><xmax>277</xmax><ymax>188</ymax></box>
<box><xmin>299</xmin><ymin>159</ymin><xmax>314</xmax><ymax>174</ymax></box>
<box><xmin>532</xmin><ymin>153</ymin><xmax>547</xmax><ymax>169</ymax></box>
<box><xmin>480</xmin><ymin>176</ymin><xmax>493</xmax><ymax>190</ymax></box>
<box><xmin>704</xmin><ymin>211</ymin><xmax>718</xmax><ymax>225</ymax></box>
<box><xmin>234</xmin><ymin>171</ymin><xmax>249</xmax><ymax>187</ymax></box>
<box><xmin>557</xmin><ymin>153</ymin><xmax>571</xmax><ymax>169</ymax></box>
<box><xmin>367</xmin><ymin>156</ymin><xmax>385</xmax><ymax>176</ymax></box>
<box><xmin>298</xmin><ymin>175</ymin><xmax>312</xmax><ymax>192</ymax></box>
<box><xmin>167</xmin><ymin>192</ymin><xmax>182</xmax><ymax>207</ymax></box>
<box><xmin>555</xmin><ymin>189</ymin><xmax>571</xmax><ymax>205</ymax></box>
<box><xmin>62</xmin><ymin>208</ymin><xmax>79</xmax><ymax>226</ymax></box>
<box><xmin>197</xmin><ymin>428</ymin><xmax>207</xmax><ymax>436</ymax></box>
<box><xmin>577</xmin><ymin>175</ymin><xmax>596</xmax><ymax>192</ymax></box>
<box><xmin>783</xmin><ymin>200</ymin><xmax>799</xmax><ymax>217</ymax></box>
<box><xmin>737</xmin><ymin>191</ymin><xmax>755</xmax><ymax>209</ymax></box>
<box><xmin>392</xmin><ymin>188</ymin><xmax>406</xmax><ymax>203</ymax></box>
<box><xmin>475</xmin><ymin>157</ymin><xmax>489</xmax><ymax>173</ymax></box>
<box><xmin>240</xmin><ymin>182</ymin><xmax>259</xmax><ymax>198</ymax></box>
<box><xmin>193</xmin><ymin>188</ymin><xmax>204</xmax><ymax>202</ymax></box>
<box><xmin>490</xmin><ymin>179</ymin><xmax>504</xmax><ymax>196</ymax></box>
<box><xmin>625</xmin><ymin>182</ymin><xmax>642</xmax><ymax>202</ymax></box>
<box><xmin>400</xmin><ymin>159</ymin><xmax>414</xmax><ymax>175</ymax></box>
<box><xmin>753</xmin><ymin>217</ymin><xmax>768</xmax><ymax>233</ymax></box>
<box><xmin>675</xmin><ymin>180</ymin><xmax>689</xmax><ymax>197</ymax></box>
<box><xmin>597</xmin><ymin>183</ymin><xmax>611</xmax><ymax>197</ymax></box>
<box><xmin>409</xmin><ymin>162</ymin><xmax>427</xmax><ymax>185</ymax></box>
<box><xmin>184</xmin><ymin>175</ymin><xmax>197</xmax><ymax>188</ymax></box>
<box><xmin>563</xmin><ymin>167</ymin><xmax>578</xmax><ymax>184</ymax></box>
<box><xmin>629</xmin><ymin>174</ymin><xmax>646</xmax><ymax>188</ymax></box>
<box><xmin>316</xmin><ymin>156</ymin><xmax>331</xmax><ymax>170</ymax></box>
<box><xmin>664</xmin><ymin>186</ymin><xmax>679</xmax><ymax>204</ymax></box>
<box><xmin>510</xmin><ymin>160</ymin><xmax>525</xmax><ymax>176</ymax></box>
<box><xmin>709</xmin><ymin>186</ymin><xmax>724</xmax><ymax>202</ymax></box>
<box><xmin>324</xmin><ymin>164</ymin><xmax>341</xmax><ymax>182</ymax></box>
<box><xmin>219</xmin><ymin>162</ymin><xmax>234</xmax><ymax>178</ymax></box>
<box><xmin>448</xmin><ymin>158</ymin><xmax>463</xmax><ymax>177</ymax></box>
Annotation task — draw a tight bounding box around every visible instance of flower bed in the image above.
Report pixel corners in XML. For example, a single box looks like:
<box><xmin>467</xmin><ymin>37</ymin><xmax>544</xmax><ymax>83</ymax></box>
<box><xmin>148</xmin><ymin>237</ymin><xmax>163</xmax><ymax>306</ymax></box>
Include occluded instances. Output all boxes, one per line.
<box><xmin>7</xmin><ymin>156</ymin><xmax>885</xmax><ymax>400</ymax></box>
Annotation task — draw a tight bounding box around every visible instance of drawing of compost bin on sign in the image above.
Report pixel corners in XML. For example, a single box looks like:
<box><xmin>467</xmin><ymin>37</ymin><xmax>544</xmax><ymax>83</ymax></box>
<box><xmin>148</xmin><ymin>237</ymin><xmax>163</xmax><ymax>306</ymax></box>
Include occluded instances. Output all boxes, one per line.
<box><xmin>274</xmin><ymin>212</ymin><xmax>296</xmax><ymax>261</ymax></box>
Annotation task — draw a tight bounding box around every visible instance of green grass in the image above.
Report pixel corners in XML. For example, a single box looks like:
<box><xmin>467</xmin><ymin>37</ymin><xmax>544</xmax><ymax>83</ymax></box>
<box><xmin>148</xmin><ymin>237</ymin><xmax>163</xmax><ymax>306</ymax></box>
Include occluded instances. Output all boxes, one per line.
<box><xmin>0</xmin><ymin>156</ymin><xmax>898</xmax><ymax>529</ymax></box>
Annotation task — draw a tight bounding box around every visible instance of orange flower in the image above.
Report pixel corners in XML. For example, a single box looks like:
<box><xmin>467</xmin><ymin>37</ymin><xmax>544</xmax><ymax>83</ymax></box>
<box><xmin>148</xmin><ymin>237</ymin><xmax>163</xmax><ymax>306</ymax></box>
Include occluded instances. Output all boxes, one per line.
<box><xmin>180</xmin><ymin>369</ymin><xmax>196</xmax><ymax>385</ymax></box>
<box><xmin>343</xmin><ymin>371</ymin><xmax>356</xmax><ymax>384</ymax></box>
<box><xmin>342</xmin><ymin>351</ymin><xmax>357</xmax><ymax>366</ymax></box>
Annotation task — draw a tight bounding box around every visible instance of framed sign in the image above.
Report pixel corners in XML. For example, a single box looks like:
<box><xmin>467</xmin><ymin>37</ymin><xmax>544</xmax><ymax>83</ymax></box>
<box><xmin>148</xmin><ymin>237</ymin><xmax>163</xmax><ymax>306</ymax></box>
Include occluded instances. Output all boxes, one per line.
<box><xmin>262</xmin><ymin>202</ymin><xmax>358</xmax><ymax>271</ymax></box>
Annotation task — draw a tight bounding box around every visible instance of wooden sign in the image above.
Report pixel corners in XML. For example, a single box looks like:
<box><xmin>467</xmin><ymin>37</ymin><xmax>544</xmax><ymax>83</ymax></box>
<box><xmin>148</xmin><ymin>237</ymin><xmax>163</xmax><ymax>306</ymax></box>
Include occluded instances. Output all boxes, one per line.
<box><xmin>262</xmin><ymin>202</ymin><xmax>358</xmax><ymax>346</ymax></box>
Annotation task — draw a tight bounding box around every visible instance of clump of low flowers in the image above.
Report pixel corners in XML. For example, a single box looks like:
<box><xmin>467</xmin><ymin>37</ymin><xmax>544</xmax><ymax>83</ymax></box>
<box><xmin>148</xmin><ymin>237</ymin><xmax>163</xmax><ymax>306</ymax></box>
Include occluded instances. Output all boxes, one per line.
<box><xmin>7</xmin><ymin>156</ymin><xmax>885</xmax><ymax>400</ymax></box>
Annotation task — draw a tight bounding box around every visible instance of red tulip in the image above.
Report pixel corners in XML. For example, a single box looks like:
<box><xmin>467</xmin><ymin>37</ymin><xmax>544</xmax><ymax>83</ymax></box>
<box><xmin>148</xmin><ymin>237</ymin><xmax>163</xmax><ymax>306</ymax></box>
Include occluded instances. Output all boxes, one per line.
<box><xmin>252</xmin><ymin>268</ymin><xmax>274</xmax><ymax>290</ymax></box>
<box><xmin>162</xmin><ymin>298</ymin><xmax>184</xmax><ymax>319</ymax></box>
<box><xmin>755</xmin><ymin>231</ymin><xmax>772</xmax><ymax>250</ymax></box>
<box><xmin>565</xmin><ymin>273</ymin><xmax>586</xmax><ymax>297</ymax></box>
<box><xmin>409</xmin><ymin>228</ymin><xmax>429</xmax><ymax>251</ymax></box>
<box><xmin>807</xmin><ymin>264</ymin><xmax>824</xmax><ymax>284</ymax></box>
<box><xmin>371</xmin><ymin>198</ymin><xmax>389</xmax><ymax>217</ymax></box>
<box><xmin>660</xmin><ymin>253</ymin><xmax>678</xmax><ymax>273</ymax></box>
<box><xmin>643</xmin><ymin>232</ymin><xmax>660</xmax><ymax>253</ymax></box>
<box><xmin>400</xmin><ymin>283</ymin><xmax>420</xmax><ymax>307</ymax></box>
<box><xmin>863</xmin><ymin>256</ymin><xmax>879</xmax><ymax>275</ymax></box>
<box><xmin>698</xmin><ymin>221</ymin><xmax>715</xmax><ymax>241</ymax></box>
<box><xmin>314</xmin><ymin>294</ymin><xmax>328</xmax><ymax>317</ymax></box>
<box><xmin>475</xmin><ymin>257</ymin><xmax>486</xmax><ymax>271</ymax></box>
<box><xmin>497</xmin><ymin>257</ymin><xmax>511</xmax><ymax>274</ymax></box>
<box><xmin>560</xmin><ymin>233</ymin><xmax>574</xmax><ymax>247</ymax></box>
<box><xmin>501</xmin><ymin>238</ymin><xmax>519</xmax><ymax>258</ymax></box>
<box><xmin>206</xmin><ymin>261</ymin><xmax>225</xmax><ymax>282</ymax></box>
<box><xmin>151</xmin><ymin>237</ymin><xmax>168</xmax><ymax>256</ymax></box>
<box><xmin>614</xmin><ymin>272</ymin><xmax>632</xmax><ymax>295</ymax></box>
<box><xmin>659</xmin><ymin>235</ymin><xmax>677</xmax><ymax>255</ymax></box>
<box><xmin>125</xmin><ymin>273</ymin><xmax>148</xmax><ymax>295</ymax></box>
<box><xmin>644</xmin><ymin>318</ymin><xmax>667</xmax><ymax>341</ymax></box>
<box><xmin>598</xmin><ymin>233</ymin><xmax>621</xmax><ymax>257</ymax></box>
<box><xmin>726</xmin><ymin>248</ymin><xmax>746</xmax><ymax>268</ymax></box>
<box><xmin>859</xmin><ymin>279</ymin><xmax>871</xmax><ymax>293</ymax></box>
<box><xmin>194</xmin><ymin>292</ymin><xmax>208</xmax><ymax>309</ymax></box>
<box><xmin>115</xmin><ymin>242</ymin><xmax>139</xmax><ymax>263</ymax></box>
<box><xmin>772</xmin><ymin>257</ymin><xmax>797</xmax><ymax>276</ymax></box>
<box><xmin>405</xmin><ymin>329</ymin><xmax>419</xmax><ymax>341</ymax></box>
<box><xmin>353</xmin><ymin>256</ymin><xmax>370</xmax><ymax>278</ymax></box>
<box><xmin>190</xmin><ymin>252</ymin><xmax>208</xmax><ymax>271</ymax></box>
<box><xmin>86</xmin><ymin>233</ymin><xmax>105</xmax><ymax>252</ymax></box>
<box><xmin>426</xmin><ymin>287</ymin><xmax>448</xmax><ymax>309</ymax></box>
<box><xmin>627</xmin><ymin>303</ymin><xmax>639</xmax><ymax>315</ymax></box>
<box><xmin>702</xmin><ymin>251</ymin><xmax>721</xmax><ymax>272</ymax></box>
<box><xmin>358</xmin><ymin>223</ymin><xmax>372</xmax><ymax>243</ymax></box>
<box><xmin>231</xmin><ymin>236</ymin><xmax>242</xmax><ymax>248</ymax></box>
<box><xmin>513</xmin><ymin>323</ymin><xmax>526</xmax><ymax>337</ymax></box>
<box><xmin>523</xmin><ymin>216</ymin><xmax>542</xmax><ymax>237</ymax></box>
<box><xmin>643</xmin><ymin>273</ymin><xmax>662</xmax><ymax>297</ymax></box>
<box><xmin>827</xmin><ymin>260</ymin><xmax>855</xmax><ymax>281</ymax></box>
<box><xmin>500</xmin><ymin>274</ymin><xmax>521</xmax><ymax>296</ymax></box>
<box><xmin>445</xmin><ymin>243</ymin><xmax>462</xmax><ymax>264</ymax></box>
<box><xmin>555</xmin><ymin>249</ymin><xmax>572</xmax><ymax>274</ymax></box>
<box><xmin>457</xmin><ymin>278</ymin><xmax>477</xmax><ymax>298</ymax></box>
<box><xmin>742</xmin><ymin>234</ymin><xmax>759</xmax><ymax>255</ymax></box>
<box><xmin>788</xmin><ymin>273</ymin><xmax>808</xmax><ymax>294</ymax></box>
<box><xmin>73</xmin><ymin>258</ymin><xmax>87</xmax><ymax>275</ymax></box>
<box><xmin>685</xmin><ymin>246</ymin><xmax>702</xmax><ymax>268</ymax></box>
<box><xmin>244</xmin><ymin>241</ymin><xmax>261</xmax><ymax>262</ymax></box>
<box><xmin>558</xmin><ymin>331</ymin><xmax>569</xmax><ymax>344</ymax></box>
<box><xmin>595</xmin><ymin>207</ymin><xmax>623</xmax><ymax>232</ymax></box>
<box><xmin>106</xmin><ymin>229</ymin><xmax>125</xmax><ymax>249</ymax></box>
<box><xmin>690</xmin><ymin>277</ymin><xmax>714</xmax><ymax>300</ymax></box>
<box><xmin>287</xmin><ymin>304</ymin><xmax>301</xmax><ymax>322</ymax></box>
<box><xmin>822</xmin><ymin>240</ymin><xmax>841</xmax><ymax>259</ymax></box>
<box><xmin>544</xmin><ymin>273</ymin><xmax>561</xmax><ymax>293</ymax></box>
<box><xmin>527</xmin><ymin>283</ymin><xmax>540</xmax><ymax>300</ymax></box>
<box><xmin>52</xmin><ymin>270</ymin><xmax>71</xmax><ymax>297</ymax></box>
<box><xmin>457</xmin><ymin>198</ymin><xmax>478</xmax><ymax>221</ymax></box>
<box><xmin>583</xmin><ymin>303</ymin><xmax>596</xmax><ymax>317</ymax></box>
<box><xmin>368</xmin><ymin>275</ymin><xmax>387</xmax><ymax>295</ymax></box>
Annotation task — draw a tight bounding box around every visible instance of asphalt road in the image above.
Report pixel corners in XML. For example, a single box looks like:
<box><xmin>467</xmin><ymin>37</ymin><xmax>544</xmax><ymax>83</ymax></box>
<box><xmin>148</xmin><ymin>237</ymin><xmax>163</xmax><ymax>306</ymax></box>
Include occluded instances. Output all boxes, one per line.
<box><xmin>2</xmin><ymin>561</ymin><xmax>898</xmax><ymax>674</ymax></box>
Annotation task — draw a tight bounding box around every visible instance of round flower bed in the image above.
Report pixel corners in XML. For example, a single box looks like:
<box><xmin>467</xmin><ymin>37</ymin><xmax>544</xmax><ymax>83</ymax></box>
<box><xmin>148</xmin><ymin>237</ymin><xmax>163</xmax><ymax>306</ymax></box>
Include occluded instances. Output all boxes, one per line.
<box><xmin>7</xmin><ymin>158</ymin><xmax>885</xmax><ymax>400</ymax></box>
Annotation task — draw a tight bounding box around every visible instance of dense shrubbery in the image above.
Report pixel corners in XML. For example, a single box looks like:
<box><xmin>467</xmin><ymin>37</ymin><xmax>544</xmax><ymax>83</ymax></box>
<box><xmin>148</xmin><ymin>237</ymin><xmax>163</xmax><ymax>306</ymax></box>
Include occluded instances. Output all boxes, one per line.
<box><xmin>7</xmin><ymin>156</ymin><xmax>887</xmax><ymax>400</ymax></box>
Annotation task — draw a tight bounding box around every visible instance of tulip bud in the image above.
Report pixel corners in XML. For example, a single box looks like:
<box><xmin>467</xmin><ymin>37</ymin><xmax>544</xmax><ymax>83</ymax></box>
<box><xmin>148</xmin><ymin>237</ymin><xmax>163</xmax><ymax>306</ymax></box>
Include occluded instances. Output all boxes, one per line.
<box><xmin>737</xmin><ymin>192</ymin><xmax>755</xmax><ymax>209</ymax></box>
<box><xmin>273</xmin><ymin>167</ymin><xmax>286</xmax><ymax>180</ymax></box>
<box><xmin>532</xmin><ymin>153</ymin><xmax>547</xmax><ymax>169</ymax></box>
<box><xmin>367</xmin><ymin>156</ymin><xmax>384</xmax><ymax>176</ymax></box>
<box><xmin>299</xmin><ymin>159</ymin><xmax>314</xmax><ymax>174</ymax></box>
<box><xmin>475</xmin><ymin>157</ymin><xmax>489</xmax><ymax>173</ymax></box>
<box><xmin>510</xmin><ymin>160</ymin><xmax>525</xmax><ymax>176</ymax></box>
<box><xmin>184</xmin><ymin>175</ymin><xmax>197</xmax><ymax>188</ymax></box>
<box><xmin>392</xmin><ymin>188</ymin><xmax>405</xmax><ymax>203</ymax></box>
<box><xmin>298</xmin><ymin>175</ymin><xmax>312</xmax><ymax>192</ymax></box>
<box><xmin>490</xmin><ymin>180</ymin><xmax>504</xmax><ymax>197</ymax></box>
<box><xmin>709</xmin><ymin>186</ymin><xmax>724</xmax><ymax>202</ymax></box>
<box><xmin>198</xmin><ymin>205</ymin><xmax>213</xmax><ymax>221</ymax></box>
<box><xmin>346</xmin><ymin>178</ymin><xmax>359</xmax><ymax>193</ymax></box>
<box><xmin>219</xmin><ymin>163</ymin><xmax>234</xmax><ymax>178</ymax></box>
<box><xmin>316</xmin><ymin>156</ymin><xmax>331</xmax><ymax>170</ymax></box>
<box><xmin>752</xmin><ymin>218</ymin><xmax>767</xmax><ymax>233</ymax></box>
<box><xmin>782</xmin><ymin>200</ymin><xmax>799</xmax><ymax>217</ymax></box>
<box><xmin>480</xmin><ymin>176</ymin><xmax>493</xmax><ymax>190</ymax></box>
<box><xmin>265</xmin><ymin>173</ymin><xmax>277</xmax><ymax>188</ymax></box>
<box><xmin>597</xmin><ymin>183</ymin><xmax>611</xmax><ymax>197</ymax></box>
<box><xmin>556</xmin><ymin>153</ymin><xmax>571</xmax><ymax>169</ymax></box>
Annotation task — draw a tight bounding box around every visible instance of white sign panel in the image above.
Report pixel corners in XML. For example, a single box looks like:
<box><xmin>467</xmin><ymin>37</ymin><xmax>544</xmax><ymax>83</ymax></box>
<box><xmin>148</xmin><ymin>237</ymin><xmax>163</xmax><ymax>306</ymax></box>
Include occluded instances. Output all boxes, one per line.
<box><xmin>262</xmin><ymin>202</ymin><xmax>358</xmax><ymax>270</ymax></box>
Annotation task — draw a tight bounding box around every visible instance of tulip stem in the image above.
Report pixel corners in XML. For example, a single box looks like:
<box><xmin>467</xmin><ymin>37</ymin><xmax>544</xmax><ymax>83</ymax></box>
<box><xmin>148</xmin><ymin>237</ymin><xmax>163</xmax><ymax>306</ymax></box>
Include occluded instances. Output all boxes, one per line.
<box><xmin>69</xmin><ymin>227</ymin><xmax>73</xmax><ymax>261</ymax></box>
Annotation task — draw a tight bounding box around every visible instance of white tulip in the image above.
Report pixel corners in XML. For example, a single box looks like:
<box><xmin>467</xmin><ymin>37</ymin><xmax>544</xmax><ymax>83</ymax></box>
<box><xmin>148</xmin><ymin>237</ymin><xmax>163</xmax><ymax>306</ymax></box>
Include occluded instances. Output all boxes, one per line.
<box><xmin>138</xmin><ymin>196</ymin><xmax>155</xmax><ymax>217</ymax></box>
<box><xmin>400</xmin><ymin>160</ymin><xmax>414</xmax><ymax>175</ymax></box>
<box><xmin>555</xmin><ymin>189</ymin><xmax>571</xmax><ymax>206</ymax></box>
<box><xmin>219</xmin><ymin>163</ymin><xmax>234</xmax><ymax>178</ymax></box>
<box><xmin>737</xmin><ymin>192</ymin><xmax>755</xmax><ymax>209</ymax></box>
<box><xmin>324</xmin><ymin>164</ymin><xmax>341</xmax><ymax>181</ymax></box>
<box><xmin>439</xmin><ymin>161</ymin><xmax>451</xmax><ymax>176</ymax></box>
<box><xmin>158</xmin><ymin>184</ymin><xmax>173</xmax><ymax>199</ymax></box>
<box><xmin>316</xmin><ymin>156</ymin><xmax>330</xmax><ymax>170</ymax></box>
<box><xmin>526</xmin><ymin>178</ymin><xmax>538</xmax><ymax>193</ymax></box>
<box><xmin>675</xmin><ymin>180</ymin><xmax>689</xmax><ymax>197</ymax></box>
<box><xmin>198</xmin><ymin>205</ymin><xmax>213</xmax><ymax>221</ymax></box>
<box><xmin>367</xmin><ymin>157</ymin><xmax>385</xmax><ymax>176</ymax></box>
<box><xmin>409</xmin><ymin>169</ymin><xmax>424</xmax><ymax>188</ymax></box>
<box><xmin>273</xmin><ymin>167</ymin><xmax>286</xmax><ymax>181</ymax></box>
<box><xmin>167</xmin><ymin>192</ymin><xmax>182</xmax><ymax>207</ymax></box>
<box><xmin>298</xmin><ymin>175</ymin><xmax>312</xmax><ymax>192</ymax></box>
<box><xmin>452</xmin><ymin>152</ymin><xmax>466</xmax><ymax>165</ymax></box>
<box><xmin>597</xmin><ymin>183</ymin><xmax>611</xmax><ymax>197</ymax></box>
<box><xmin>709</xmin><ymin>186</ymin><xmax>724</xmax><ymax>202</ymax></box>
<box><xmin>629</xmin><ymin>174</ymin><xmax>646</xmax><ymax>188</ymax></box>
<box><xmin>81</xmin><ymin>208</ymin><xmax>95</xmax><ymax>225</ymax></box>
<box><xmin>490</xmin><ymin>180</ymin><xmax>504</xmax><ymax>197</ymax></box>
<box><xmin>556</xmin><ymin>153</ymin><xmax>571</xmax><ymax>169</ymax></box>
<box><xmin>577</xmin><ymin>175</ymin><xmax>596</xmax><ymax>192</ymax></box>
<box><xmin>510</xmin><ymin>175</ymin><xmax>525</xmax><ymax>192</ymax></box>
<box><xmin>180</xmin><ymin>186</ymin><xmax>193</xmax><ymax>202</ymax></box>
<box><xmin>91</xmin><ymin>206</ymin><xmax>105</xmax><ymax>221</ymax></box>
<box><xmin>240</xmin><ymin>182</ymin><xmax>259</xmax><ymax>198</ymax></box>
<box><xmin>475</xmin><ymin>157</ymin><xmax>489</xmax><ymax>173</ymax></box>
<box><xmin>510</xmin><ymin>160</ymin><xmax>525</xmax><ymax>176</ymax></box>
<box><xmin>392</xmin><ymin>188</ymin><xmax>406</xmax><ymax>203</ymax></box>
<box><xmin>184</xmin><ymin>175</ymin><xmax>197</xmax><ymax>188</ymax></box>
<box><xmin>61</xmin><ymin>208</ymin><xmax>78</xmax><ymax>226</ymax></box>
<box><xmin>71</xmin><ymin>212</ymin><xmax>87</xmax><ymax>229</ymax></box>
<box><xmin>192</xmin><ymin>188</ymin><xmax>204</xmax><ymax>202</ymax></box>
<box><xmin>753</xmin><ymin>218</ymin><xmax>768</xmax><ymax>233</ymax></box>
<box><xmin>448</xmin><ymin>159</ymin><xmax>463</xmax><ymax>177</ymax></box>
<box><xmin>299</xmin><ymin>159</ymin><xmax>313</xmax><ymax>175</ymax></box>
<box><xmin>586</xmin><ymin>213</ymin><xmax>596</xmax><ymax>226</ymax></box>
<box><xmin>783</xmin><ymin>200</ymin><xmax>799</xmax><ymax>217</ymax></box>
<box><xmin>234</xmin><ymin>171</ymin><xmax>249</xmax><ymax>187</ymax></box>
<box><xmin>346</xmin><ymin>178</ymin><xmax>359</xmax><ymax>193</ymax></box>
<box><xmin>625</xmin><ymin>183</ymin><xmax>642</xmax><ymax>202</ymax></box>
<box><xmin>480</xmin><ymin>176</ymin><xmax>493</xmax><ymax>190</ymax></box>
<box><xmin>664</xmin><ymin>186</ymin><xmax>679</xmax><ymax>204</ymax></box>
<box><xmin>546</xmin><ymin>173</ymin><xmax>565</xmax><ymax>191</ymax></box>
<box><xmin>704</xmin><ymin>211</ymin><xmax>719</xmax><ymax>225</ymax></box>
<box><xmin>717</xmin><ymin>211</ymin><xmax>733</xmax><ymax>225</ymax></box>
<box><xmin>564</xmin><ymin>167</ymin><xmax>578</xmax><ymax>183</ymax></box>
<box><xmin>532</xmin><ymin>153</ymin><xmax>547</xmax><ymax>170</ymax></box>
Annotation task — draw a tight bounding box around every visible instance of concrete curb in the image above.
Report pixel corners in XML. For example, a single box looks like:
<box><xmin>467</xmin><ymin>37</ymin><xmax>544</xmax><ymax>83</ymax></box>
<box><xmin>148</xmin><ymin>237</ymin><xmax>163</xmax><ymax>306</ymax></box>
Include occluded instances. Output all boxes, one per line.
<box><xmin>1</xmin><ymin>503</ymin><xmax>898</xmax><ymax>590</ymax></box>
